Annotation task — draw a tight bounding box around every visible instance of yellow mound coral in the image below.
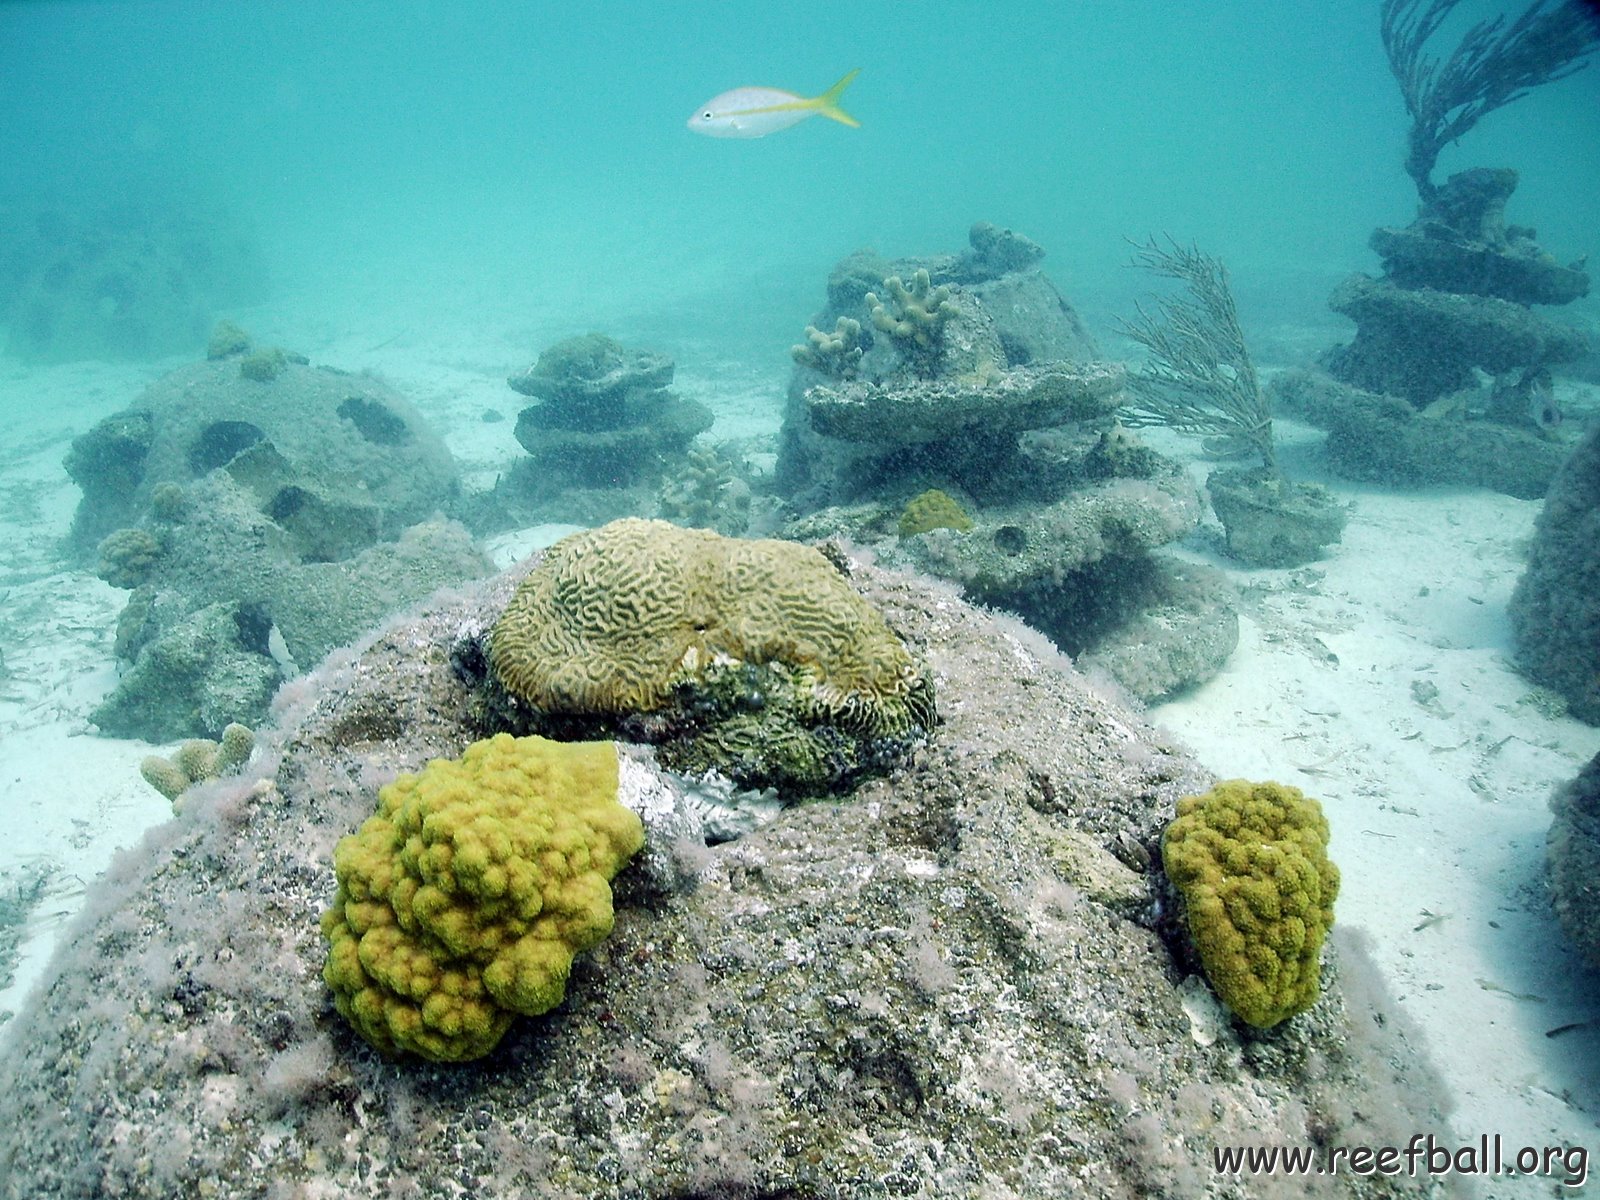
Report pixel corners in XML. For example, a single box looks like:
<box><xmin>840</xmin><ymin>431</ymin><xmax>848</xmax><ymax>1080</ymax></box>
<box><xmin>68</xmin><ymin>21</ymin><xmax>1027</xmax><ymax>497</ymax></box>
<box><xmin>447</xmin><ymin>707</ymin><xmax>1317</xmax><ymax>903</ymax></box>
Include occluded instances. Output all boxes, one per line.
<box><xmin>1161</xmin><ymin>779</ymin><xmax>1339</xmax><ymax>1029</ymax></box>
<box><xmin>320</xmin><ymin>733</ymin><xmax>643</xmax><ymax>1062</ymax></box>
<box><xmin>488</xmin><ymin>518</ymin><xmax>934</xmax><ymax>793</ymax></box>
<box><xmin>95</xmin><ymin>526</ymin><xmax>163</xmax><ymax>590</ymax></box>
<box><xmin>898</xmin><ymin>489</ymin><xmax>974</xmax><ymax>537</ymax></box>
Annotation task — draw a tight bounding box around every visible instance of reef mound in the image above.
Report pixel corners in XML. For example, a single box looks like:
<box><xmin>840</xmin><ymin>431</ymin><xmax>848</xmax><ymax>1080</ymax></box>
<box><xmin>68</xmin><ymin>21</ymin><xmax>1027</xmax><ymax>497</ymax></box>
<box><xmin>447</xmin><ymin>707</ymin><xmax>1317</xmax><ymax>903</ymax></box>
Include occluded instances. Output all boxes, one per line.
<box><xmin>67</xmin><ymin>354</ymin><xmax>484</xmax><ymax>741</ymax></box>
<box><xmin>1509</xmin><ymin>420</ymin><xmax>1600</xmax><ymax>721</ymax></box>
<box><xmin>0</xmin><ymin>554</ymin><xmax>1451</xmax><ymax>1198</ymax></box>
<box><xmin>774</xmin><ymin>223</ymin><xmax>1237</xmax><ymax>702</ymax></box>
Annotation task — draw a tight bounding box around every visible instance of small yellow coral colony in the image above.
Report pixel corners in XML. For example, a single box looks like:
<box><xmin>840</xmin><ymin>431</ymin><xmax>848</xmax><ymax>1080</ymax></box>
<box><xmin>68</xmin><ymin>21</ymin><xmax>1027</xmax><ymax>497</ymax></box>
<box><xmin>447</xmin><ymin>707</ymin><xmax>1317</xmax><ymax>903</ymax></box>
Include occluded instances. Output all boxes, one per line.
<box><xmin>139</xmin><ymin>722</ymin><xmax>256</xmax><ymax>806</ymax></box>
<box><xmin>95</xmin><ymin>527</ymin><xmax>163</xmax><ymax>590</ymax></box>
<box><xmin>1161</xmin><ymin>779</ymin><xmax>1339</xmax><ymax>1028</ymax></box>
<box><xmin>320</xmin><ymin>734</ymin><xmax>643</xmax><ymax>1062</ymax></box>
<box><xmin>897</xmin><ymin>488</ymin><xmax>975</xmax><ymax>537</ymax></box>
<box><xmin>865</xmin><ymin>269</ymin><xmax>956</xmax><ymax>350</ymax></box>
<box><xmin>791</xmin><ymin>316</ymin><xmax>864</xmax><ymax>378</ymax></box>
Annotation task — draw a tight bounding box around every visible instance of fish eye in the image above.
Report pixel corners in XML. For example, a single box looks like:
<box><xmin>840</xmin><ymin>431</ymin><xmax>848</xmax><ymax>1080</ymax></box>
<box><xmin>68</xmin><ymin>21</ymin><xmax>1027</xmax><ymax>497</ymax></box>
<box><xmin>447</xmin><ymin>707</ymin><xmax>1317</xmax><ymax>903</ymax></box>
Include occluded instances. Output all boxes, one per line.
<box><xmin>702</xmin><ymin>111</ymin><xmax>713</xmax><ymax>119</ymax></box>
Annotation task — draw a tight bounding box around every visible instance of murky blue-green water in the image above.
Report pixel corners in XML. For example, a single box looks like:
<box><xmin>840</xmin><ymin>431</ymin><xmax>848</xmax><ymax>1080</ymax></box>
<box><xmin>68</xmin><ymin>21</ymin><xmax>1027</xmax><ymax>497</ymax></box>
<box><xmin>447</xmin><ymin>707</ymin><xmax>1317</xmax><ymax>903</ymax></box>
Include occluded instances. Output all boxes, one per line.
<box><xmin>4</xmin><ymin>0</ymin><xmax>1596</xmax><ymax>358</ymax></box>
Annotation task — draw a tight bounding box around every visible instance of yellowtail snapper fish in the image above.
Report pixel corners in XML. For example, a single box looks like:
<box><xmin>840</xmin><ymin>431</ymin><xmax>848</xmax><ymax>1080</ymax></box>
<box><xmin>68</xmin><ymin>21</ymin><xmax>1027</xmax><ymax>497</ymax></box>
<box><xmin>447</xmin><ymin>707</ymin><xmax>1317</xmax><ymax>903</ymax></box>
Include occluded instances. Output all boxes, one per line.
<box><xmin>688</xmin><ymin>69</ymin><xmax>860</xmax><ymax>138</ymax></box>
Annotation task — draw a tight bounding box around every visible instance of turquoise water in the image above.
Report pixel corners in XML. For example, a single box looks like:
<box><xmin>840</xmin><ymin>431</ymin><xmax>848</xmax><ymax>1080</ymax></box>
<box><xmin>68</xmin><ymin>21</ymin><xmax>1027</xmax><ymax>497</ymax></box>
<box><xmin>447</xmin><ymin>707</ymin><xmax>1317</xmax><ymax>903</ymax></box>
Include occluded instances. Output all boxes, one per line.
<box><xmin>4</xmin><ymin>0</ymin><xmax>1597</xmax><ymax>359</ymax></box>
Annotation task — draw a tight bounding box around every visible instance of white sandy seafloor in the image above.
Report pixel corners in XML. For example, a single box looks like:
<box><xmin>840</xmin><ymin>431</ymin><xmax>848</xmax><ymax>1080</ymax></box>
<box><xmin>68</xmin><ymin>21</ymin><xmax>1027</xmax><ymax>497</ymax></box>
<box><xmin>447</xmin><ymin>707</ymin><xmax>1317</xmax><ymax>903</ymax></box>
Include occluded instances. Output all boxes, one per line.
<box><xmin>0</xmin><ymin>297</ymin><xmax>1597</xmax><ymax>1198</ymax></box>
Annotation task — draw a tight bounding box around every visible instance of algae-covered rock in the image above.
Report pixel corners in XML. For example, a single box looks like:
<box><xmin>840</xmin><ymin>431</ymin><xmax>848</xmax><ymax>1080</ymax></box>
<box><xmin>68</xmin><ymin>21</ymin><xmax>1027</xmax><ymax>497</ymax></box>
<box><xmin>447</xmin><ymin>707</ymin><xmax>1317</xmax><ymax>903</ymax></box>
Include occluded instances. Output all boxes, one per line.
<box><xmin>93</xmin><ymin>479</ymin><xmax>490</xmax><ymax>740</ymax></box>
<box><xmin>1548</xmin><ymin>751</ymin><xmax>1600</xmax><ymax>969</ymax></box>
<box><xmin>67</xmin><ymin>356</ymin><xmax>480</xmax><ymax>741</ymax></box>
<box><xmin>1206</xmin><ymin>467</ymin><xmax>1348</xmax><ymax>568</ymax></box>
<box><xmin>495</xmin><ymin>334</ymin><xmax>714</xmax><ymax>526</ymax></box>
<box><xmin>92</xmin><ymin>600</ymin><xmax>283</xmax><ymax>742</ymax></box>
<box><xmin>1325</xmin><ymin>272</ymin><xmax>1586</xmax><ymax>403</ymax></box>
<box><xmin>778</xmin><ymin>227</ymin><xmax>1237</xmax><ymax>703</ymax></box>
<box><xmin>882</xmin><ymin>466</ymin><xmax>1237</xmax><ymax>702</ymax></box>
<box><xmin>65</xmin><ymin>357</ymin><xmax>457</xmax><ymax>558</ymax></box>
<box><xmin>805</xmin><ymin>360</ymin><xmax>1126</xmax><ymax>447</ymax></box>
<box><xmin>1509</xmin><ymin>420</ymin><xmax>1600</xmax><ymax>722</ymax></box>
<box><xmin>0</xmin><ymin>558</ymin><xmax>1452</xmax><ymax>1199</ymax></box>
<box><xmin>1272</xmin><ymin>367</ymin><xmax>1570</xmax><ymax>500</ymax></box>
<box><xmin>777</xmin><ymin>224</ymin><xmax>1108</xmax><ymax>511</ymax></box>
<box><xmin>507</xmin><ymin>332</ymin><xmax>675</xmax><ymax>417</ymax></box>
<box><xmin>1318</xmin><ymin>167</ymin><xmax>1591</xmax><ymax>425</ymax></box>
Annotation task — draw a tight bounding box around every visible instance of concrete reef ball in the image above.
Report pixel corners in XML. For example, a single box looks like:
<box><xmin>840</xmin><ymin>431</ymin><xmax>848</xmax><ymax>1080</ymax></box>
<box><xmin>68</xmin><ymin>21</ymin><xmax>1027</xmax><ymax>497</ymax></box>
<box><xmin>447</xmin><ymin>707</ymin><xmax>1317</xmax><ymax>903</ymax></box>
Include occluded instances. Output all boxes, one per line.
<box><xmin>487</xmin><ymin>518</ymin><xmax>936</xmax><ymax>793</ymax></box>
<box><xmin>1161</xmin><ymin>779</ymin><xmax>1339</xmax><ymax>1029</ymax></box>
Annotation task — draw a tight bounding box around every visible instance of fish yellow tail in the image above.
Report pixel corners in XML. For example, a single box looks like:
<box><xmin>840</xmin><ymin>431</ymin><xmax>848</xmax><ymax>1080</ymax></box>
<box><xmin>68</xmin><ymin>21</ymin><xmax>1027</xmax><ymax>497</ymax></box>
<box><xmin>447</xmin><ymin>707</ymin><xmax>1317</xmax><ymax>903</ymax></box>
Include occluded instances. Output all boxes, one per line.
<box><xmin>811</xmin><ymin>68</ymin><xmax>861</xmax><ymax>128</ymax></box>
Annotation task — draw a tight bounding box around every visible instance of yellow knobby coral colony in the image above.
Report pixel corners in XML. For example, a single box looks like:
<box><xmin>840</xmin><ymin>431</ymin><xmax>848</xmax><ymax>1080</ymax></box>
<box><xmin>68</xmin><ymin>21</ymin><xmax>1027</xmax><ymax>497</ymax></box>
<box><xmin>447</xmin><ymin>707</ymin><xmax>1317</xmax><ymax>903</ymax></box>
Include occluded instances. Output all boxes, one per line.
<box><xmin>487</xmin><ymin>518</ymin><xmax>933</xmax><ymax>739</ymax></box>
<box><xmin>1161</xmin><ymin>779</ymin><xmax>1340</xmax><ymax>1028</ymax></box>
<box><xmin>321</xmin><ymin>733</ymin><xmax>643</xmax><ymax>1062</ymax></box>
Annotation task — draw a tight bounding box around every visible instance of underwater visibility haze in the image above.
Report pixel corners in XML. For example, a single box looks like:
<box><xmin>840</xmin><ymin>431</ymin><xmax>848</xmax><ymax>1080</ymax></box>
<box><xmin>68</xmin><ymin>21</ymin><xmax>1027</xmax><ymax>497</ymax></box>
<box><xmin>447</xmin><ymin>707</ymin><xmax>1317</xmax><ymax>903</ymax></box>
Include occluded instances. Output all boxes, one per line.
<box><xmin>0</xmin><ymin>1</ymin><xmax>1599</xmax><ymax>1197</ymax></box>
<box><xmin>6</xmin><ymin>0</ymin><xmax>1597</xmax><ymax>346</ymax></box>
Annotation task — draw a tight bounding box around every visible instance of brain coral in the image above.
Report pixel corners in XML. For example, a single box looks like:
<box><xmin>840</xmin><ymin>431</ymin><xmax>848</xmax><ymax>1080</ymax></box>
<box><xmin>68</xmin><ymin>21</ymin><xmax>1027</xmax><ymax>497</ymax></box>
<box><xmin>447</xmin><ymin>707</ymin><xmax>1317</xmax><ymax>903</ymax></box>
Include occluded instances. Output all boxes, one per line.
<box><xmin>488</xmin><ymin>517</ymin><xmax>935</xmax><ymax>794</ymax></box>
<box><xmin>1161</xmin><ymin>779</ymin><xmax>1339</xmax><ymax>1029</ymax></box>
<box><xmin>320</xmin><ymin>733</ymin><xmax>643</xmax><ymax>1062</ymax></box>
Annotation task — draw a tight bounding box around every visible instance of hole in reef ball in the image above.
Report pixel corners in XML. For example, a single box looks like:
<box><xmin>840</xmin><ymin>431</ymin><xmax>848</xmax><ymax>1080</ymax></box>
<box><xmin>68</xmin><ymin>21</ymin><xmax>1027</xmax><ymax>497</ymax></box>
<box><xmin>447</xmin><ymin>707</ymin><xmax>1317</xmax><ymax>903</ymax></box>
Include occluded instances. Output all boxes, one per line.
<box><xmin>188</xmin><ymin>420</ymin><xmax>265</xmax><ymax>473</ymax></box>
<box><xmin>336</xmin><ymin>396</ymin><xmax>412</xmax><ymax>445</ymax></box>
<box><xmin>994</xmin><ymin>525</ymin><xmax>1027</xmax><ymax>555</ymax></box>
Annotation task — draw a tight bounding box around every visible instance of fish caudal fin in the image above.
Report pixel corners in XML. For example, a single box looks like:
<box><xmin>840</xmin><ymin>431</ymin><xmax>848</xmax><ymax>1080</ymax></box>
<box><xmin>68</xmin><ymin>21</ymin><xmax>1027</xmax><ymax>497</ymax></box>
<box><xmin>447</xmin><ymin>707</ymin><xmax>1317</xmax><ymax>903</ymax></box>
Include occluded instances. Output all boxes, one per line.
<box><xmin>811</xmin><ymin>68</ymin><xmax>861</xmax><ymax>128</ymax></box>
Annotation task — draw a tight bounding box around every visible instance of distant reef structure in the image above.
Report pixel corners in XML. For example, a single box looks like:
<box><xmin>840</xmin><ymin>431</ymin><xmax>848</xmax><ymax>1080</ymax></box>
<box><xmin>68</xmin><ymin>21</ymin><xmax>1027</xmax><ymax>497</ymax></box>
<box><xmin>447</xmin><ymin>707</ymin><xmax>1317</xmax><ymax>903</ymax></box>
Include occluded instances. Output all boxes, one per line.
<box><xmin>0</xmin><ymin>193</ymin><xmax>267</xmax><ymax>364</ymax></box>
<box><xmin>474</xmin><ymin>332</ymin><xmax>716</xmax><ymax>529</ymax></box>
<box><xmin>1286</xmin><ymin>0</ymin><xmax>1597</xmax><ymax>499</ymax></box>
<box><xmin>67</xmin><ymin>326</ymin><xmax>489</xmax><ymax>742</ymax></box>
<box><xmin>0</xmin><ymin>550</ymin><xmax>1453</xmax><ymax>1199</ymax></box>
<box><xmin>1509</xmin><ymin>420</ymin><xmax>1600</xmax><ymax>723</ymax></box>
<box><xmin>776</xmin><ymin>221</ymin><xmax>1238</xmax><ymax>704</ymax></box>
<box><xmin>1119</xmin><ymin>238</ymin><xmax>1347</xmax><ymax>569</ymax></box>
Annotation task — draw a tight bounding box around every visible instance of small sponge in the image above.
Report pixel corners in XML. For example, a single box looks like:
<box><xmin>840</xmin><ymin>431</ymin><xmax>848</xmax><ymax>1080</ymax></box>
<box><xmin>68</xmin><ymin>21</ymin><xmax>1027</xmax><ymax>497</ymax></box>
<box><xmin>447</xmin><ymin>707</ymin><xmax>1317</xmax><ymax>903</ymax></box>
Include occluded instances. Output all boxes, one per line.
<box><xmin>1161</xmin><ymin>779</ymin><xmax>1339</xmax><ymax>1028</ymax></box>
<box><xmin>320</xmin><ymin>734</ymin><xmax>643</xmax><ymax>1062</ymax></box>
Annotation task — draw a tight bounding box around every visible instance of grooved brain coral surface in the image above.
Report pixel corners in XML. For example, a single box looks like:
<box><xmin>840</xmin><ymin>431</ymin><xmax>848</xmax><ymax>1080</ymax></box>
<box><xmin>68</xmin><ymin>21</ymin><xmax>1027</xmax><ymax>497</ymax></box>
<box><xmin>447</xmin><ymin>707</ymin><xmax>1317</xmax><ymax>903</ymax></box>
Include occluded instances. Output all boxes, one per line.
<box><xmin>489</xmin><ymin>518</ymin><xmax>934</xmax><ymax>742</ymax></box>
<box><xmin>1161</xmin><ymin>779</ymin><xmax>1339</xmax><ymax>1029</ymax></box>
<box><xmin>320</xmin><ymin>733</ymin><xmax>642</xmax><ymax>1062</ymax></box>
